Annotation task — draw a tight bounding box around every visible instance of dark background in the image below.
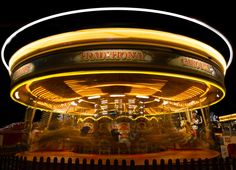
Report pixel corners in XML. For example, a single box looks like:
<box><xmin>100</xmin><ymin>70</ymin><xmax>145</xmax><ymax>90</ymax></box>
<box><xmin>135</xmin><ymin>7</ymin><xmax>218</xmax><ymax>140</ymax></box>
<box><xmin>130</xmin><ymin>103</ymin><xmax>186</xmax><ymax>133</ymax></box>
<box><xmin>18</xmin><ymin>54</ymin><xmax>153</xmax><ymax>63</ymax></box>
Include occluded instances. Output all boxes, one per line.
<box><xmin>0</xmin><ymin>1</ymin><xmax>235</xmax><ymax>127</ymax></box>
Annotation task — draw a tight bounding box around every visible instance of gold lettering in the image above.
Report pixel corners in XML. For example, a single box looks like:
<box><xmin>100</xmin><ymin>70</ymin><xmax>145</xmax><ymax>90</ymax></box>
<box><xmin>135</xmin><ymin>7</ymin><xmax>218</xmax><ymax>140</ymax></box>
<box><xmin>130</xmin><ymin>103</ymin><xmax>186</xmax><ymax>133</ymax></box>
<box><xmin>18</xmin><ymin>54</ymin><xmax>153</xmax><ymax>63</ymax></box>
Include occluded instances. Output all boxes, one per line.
<box><xmin>181</xmin><ymin>57</ymin><xmax>211</xmax><ymax>73</ymax></box>
<box><xmin>80</xmin><ymin>50</ymin><xmax>149</xmax><ymax>63</ymax></box>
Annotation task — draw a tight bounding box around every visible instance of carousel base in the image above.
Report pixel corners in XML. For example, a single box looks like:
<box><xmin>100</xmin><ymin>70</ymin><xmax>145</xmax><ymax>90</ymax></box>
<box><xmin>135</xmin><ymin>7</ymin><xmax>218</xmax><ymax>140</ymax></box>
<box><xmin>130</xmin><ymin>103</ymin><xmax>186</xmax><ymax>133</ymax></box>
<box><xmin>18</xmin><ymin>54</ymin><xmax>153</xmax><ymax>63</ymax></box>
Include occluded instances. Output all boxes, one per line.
<box><xmin>16</xmin><ymin>149</ymin><xmax>219</xmax><ymax>165</ymax></box>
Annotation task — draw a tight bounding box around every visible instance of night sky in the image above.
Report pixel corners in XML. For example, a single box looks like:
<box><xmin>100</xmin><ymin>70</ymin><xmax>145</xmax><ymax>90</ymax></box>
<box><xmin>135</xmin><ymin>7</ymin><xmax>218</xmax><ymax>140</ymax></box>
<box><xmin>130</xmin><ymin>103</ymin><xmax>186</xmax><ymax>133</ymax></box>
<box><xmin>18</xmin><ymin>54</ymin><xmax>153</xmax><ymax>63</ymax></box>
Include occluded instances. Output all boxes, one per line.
<box><xmin>0</xmin><ymin>2</ymin><xmax>235</xmax><ymax>127</ymax></box>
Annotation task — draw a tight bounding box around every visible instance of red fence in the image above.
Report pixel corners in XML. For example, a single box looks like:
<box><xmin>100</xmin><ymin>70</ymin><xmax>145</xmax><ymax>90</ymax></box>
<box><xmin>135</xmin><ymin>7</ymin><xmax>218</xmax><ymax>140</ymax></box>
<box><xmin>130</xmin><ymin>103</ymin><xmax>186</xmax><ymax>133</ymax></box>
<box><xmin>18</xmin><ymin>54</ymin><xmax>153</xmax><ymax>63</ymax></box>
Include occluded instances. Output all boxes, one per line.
<box><xmin>1</xmin><ymin>155</ymin><xmax>236</xmax><ymax>170</ymax></box>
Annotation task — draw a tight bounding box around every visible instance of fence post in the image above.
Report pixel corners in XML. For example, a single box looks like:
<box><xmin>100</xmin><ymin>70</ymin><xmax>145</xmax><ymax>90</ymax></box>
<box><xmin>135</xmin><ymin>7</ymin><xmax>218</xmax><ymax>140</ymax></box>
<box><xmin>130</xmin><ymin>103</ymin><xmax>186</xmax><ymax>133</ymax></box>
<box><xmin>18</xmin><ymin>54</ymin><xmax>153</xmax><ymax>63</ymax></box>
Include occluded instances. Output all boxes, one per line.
<box><xmin>160</xmin><ymin>159</ymin><xmax>165</xmax><ymax>170</ymax></box>
<box><xmin>114</xmin><ymin>159</ymin><xmax>118</xmax><ymax>170</ymax></box>
<box><xmin>210</xmin><ymin>157</ymin><xmax>218</xmax><ymax>170</ymax></box>
<box><xmin>197</xmin><ymin>158</ymin><xmax>202</xmax><ymax>170</ymax></box>
<box><xmin>122</xmin><ymin>160</ymin><xmax>127</xmax><ymax>170</ymax></box>
<box><xmin>175</xmin><ymin>159</ymin><xmax>180</xmax><ymax>170</ymax></box>
<box><xmin>98</xmin><ymin>159</ymin><xmax>103</xmax><ymax>170</ymax></box>
<box><xmin>3</xmin><ymin>155</ymin><xmax>6</xmax><ymax>170</ymax></box>
<box><xmin>168</xmin><ymin>159</ymin><xmax>172</xmax><ymax>170</ymax></box>
<box><xmin>23</xmin><ymin>156</ymin><xmax>28</xmax><ymax>170</ymax></box>
<box><xmin>38</xmin><ymin>156</ymin><xmax>44</xmax><ymax>170</ymax></box>
<box><xmin>75</xmin><ymin>158</ymin><xmax>79</xmax><ymax>170</ymax></box>
<box><xmin>45</xmin><ymin>157</ymin><xmax>51</xmax><ymax>170</ymax></box>
<box><xmin>224</xmin><ymin>157</ymin><xmax>231</xmax><ymax>170</ymax></box>
<box><xmin>6</xmin><ymin>155</ymin><xmax>11</xmax><ymax>170</ymax></box>
<box><xmin>6</xmin><ymin>156</ymin><xmax>10</xmax><ymax>170</ymax></box>
<box><xmin>1</xmin><ymin>155</ymin><xmax>5</xmax><ymax>169</ymax></box>
<box><xmin>31</xmin><ymin>156</ymin><xmax>37</xmax><ymax>170</ymax></box>
<box><xmin>82</xmin><ymin>158</ymin><xmax>87</xmax><ymax>170</ymax></box>
<box><xmin>204</xmin><ymin>158</ymin><xmax>209</xmax><ymax>170</ymax></box>
<box><xmin>12</xmin><ymin>155</ymin><xmax>16</xmax><ymax>170</ymax></box>
<box><xmin>52</xmin><ymin>157</ymin><xmax>58</xmax><ymax>170</ymax></box>
<box><xmin>2</xmin><ymin>155</ymin><xmax>6</xmax><ymax>170</ymax></box>
<box><xmin>183</xmin><ymin>159</ymin><xmax>188</xmax><ymax>170</ymax></box>
<box><xmin>90</xmin><ymin>159</ymin><xmax>95</xmax><ymax>170</ymax></box>
<box><xmin>219</xmin><ymin>157</ymin><xmax>224</xmax><ymax>170</ymax></box>
<box><xmin>12</xmin><ymin>155</ymin><xmax>17</xmax><ymax>170</ymax></box>
<box><xmin>60</xmin><ymin>157</ymin><xmax>65</xmax><ymax>170</ymax></box>
<box><xmin>190</xmin><ymin>159</ymin><xmax>195</xmax><ymax>170</ymax></box>
<box><xmin>18</xmin><ymin>156</ymin><xmax>23</xmax><ymax>170</ymax></box>
<box><xmin>130</xmin><ymin>160</ymin><xmax>135</xmax><ymax>170</ymax></box>
<box><xmin>6</xmin><ymin>155</ymin><xmax>10</xmax><ymax>170</ymax></box>
<box><xmin>152</xmin><ymin>159</ymin><xmax>158</xmax><ymax>170</ymax></box>
<box><xmin>144</xmin><ymin>159</ymin><xmax>149</xmax><ymax>170</ymax></box>
<box><xmin>0</xmin><ymin>155</ymin><xmax>2</xmax><ymax>169</ymax></box>
<box><xmin>8</xmin><ymin>155</ymin><xmax>14</xmax><ymax>170</ymax></box>
<box><xmin>105</xmin><ymin>159</ymin><xmax>110</xmax><ymax>170</ymax></box>
<box><xmin>67</xmin><ymin>158</ymin><xmax>72</xmax><ymax>170</ymax></box>
<box><xmin>232</xmin><ymin>157</ymin><xmax>236</xmax><ymax>170</ymax></box>
<box><xmin>14</xmin><ymin>156</ymin><xmax>20</xmax><ymax>170</ymax></box>
<box><xmin>9</xmin><ymin>156</ymin><xmax>14</xmax><ymax>170</ymax></box>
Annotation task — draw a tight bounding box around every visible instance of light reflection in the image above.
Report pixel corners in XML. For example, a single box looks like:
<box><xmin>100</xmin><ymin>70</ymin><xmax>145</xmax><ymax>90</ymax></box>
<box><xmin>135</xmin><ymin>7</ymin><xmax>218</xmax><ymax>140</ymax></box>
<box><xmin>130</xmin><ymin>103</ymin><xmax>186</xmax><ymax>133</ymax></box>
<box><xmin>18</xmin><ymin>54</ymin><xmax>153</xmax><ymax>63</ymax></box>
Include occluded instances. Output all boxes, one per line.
<box><xmin>14</xmin><ymin>91</ymin><xmax>20</xmax><ymax>99</ymax></box>
<box><xmin>136</xmin><ymin>95</ymin><xmax>149</xmax><ymax>99</ymax></box>
<box><xmin>88</xmin><ymin>95</ymin><xmax>101</xmax><ymax>100</ymax></box>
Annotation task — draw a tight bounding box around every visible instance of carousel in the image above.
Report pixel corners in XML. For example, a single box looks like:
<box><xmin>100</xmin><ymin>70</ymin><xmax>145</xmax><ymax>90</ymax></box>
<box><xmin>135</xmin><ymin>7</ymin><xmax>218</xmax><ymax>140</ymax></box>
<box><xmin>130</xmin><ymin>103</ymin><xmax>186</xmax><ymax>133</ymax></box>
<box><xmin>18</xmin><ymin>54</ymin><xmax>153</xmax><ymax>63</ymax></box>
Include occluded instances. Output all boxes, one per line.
<box><xmin>1</xmin><ymin>7</ymin><xmax>233</xmax><ymax>164</ymax></box>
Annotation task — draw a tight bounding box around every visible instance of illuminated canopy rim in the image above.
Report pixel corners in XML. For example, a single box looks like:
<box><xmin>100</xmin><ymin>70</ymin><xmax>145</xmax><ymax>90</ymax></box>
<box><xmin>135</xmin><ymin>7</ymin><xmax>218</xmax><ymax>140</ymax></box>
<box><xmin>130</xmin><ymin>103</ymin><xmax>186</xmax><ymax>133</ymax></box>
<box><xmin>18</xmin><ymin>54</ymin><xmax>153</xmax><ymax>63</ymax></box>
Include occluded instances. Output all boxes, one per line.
<box><xmin>1</xmin><ymin>7</ymin><xmax>233</xmax><ymax>72</ymax></box>
<box><xmin>9</xmin><ymin>28</ymin><xmax>227</xmax><ymax>74</ymax></box>
<box><xmin>10</xmin><ymin>70</ymin><xmax>225</xmax><ymax>115</ymax></box>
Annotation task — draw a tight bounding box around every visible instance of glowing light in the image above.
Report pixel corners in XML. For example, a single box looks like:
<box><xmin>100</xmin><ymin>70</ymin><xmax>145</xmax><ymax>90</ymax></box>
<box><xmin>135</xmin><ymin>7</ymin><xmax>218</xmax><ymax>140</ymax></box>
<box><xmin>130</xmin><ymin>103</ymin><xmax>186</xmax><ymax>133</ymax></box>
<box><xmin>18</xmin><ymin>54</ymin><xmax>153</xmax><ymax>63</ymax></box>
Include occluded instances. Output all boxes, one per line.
<box><xmin>216</xmin><ymin>94</ymin><xmax>220</xmax><ymax>98</ymax></box>
<box><xmin>110</xmin><ymin>94</ymin><xmax>125</xmax><ymax>97</ymax></box>
<box><xmin>136</xmin><ymin>95</ymin><xmax>149</xmax><ymax>99</ymax></box>
<box><xmin>101</xmin><ymin>105</ymin><xmax>108</xmax><ymax>110</ymax></box>
<box><xmin>14</xmin><ymin>91</ymin><xmax>20</xmax><ymax>99</ymax></box>
<box><xmin>1</xmin><ymin>7</ymin><xmax>233</xmax><ymax>74</ymax></box>
<box><xmin>87</xmin><ymin>95</ymin><xmax>101</xmax><ymax>100</ymax></box>
<box><xmin>163</xmin><ymin>101</ymin><xmax>169</xmax><ymax>105</ymax></box>
<box><xmin>8</xmin><ymin>28</ymin><xmax>227</xmax><ymax>74</ymax></box>
<box><xmin>154</xmin><ymin>98</ymin><xmax>161</xmax><ymax>102</ymax></box>
<box><xmin>10</xmin><ymin>70</ymin><xmax>226</xmax><ymax>114</ymax></box>
<box><xmin>219</xmin><ymin>113</ymin><xmax>236</xmax><ymax>122</ymax></box>
<box><xmin>101</xmin><ymin>99</ymin><xmax>108</xmax><ymax>104</ymax></box>
<box><xmin>71</xmin><ymin>101</ymin><xmax>77</xmax><ymax>106</ymax></box>
<box><xmin>102</xmin><ymin>111</ymin><xmax>108</xmax><ymax>115</ymax></box>
<box><xmin>78</xmin><ymin>99</ymin><xmax>83</xmax><ymax>103</ymax></box>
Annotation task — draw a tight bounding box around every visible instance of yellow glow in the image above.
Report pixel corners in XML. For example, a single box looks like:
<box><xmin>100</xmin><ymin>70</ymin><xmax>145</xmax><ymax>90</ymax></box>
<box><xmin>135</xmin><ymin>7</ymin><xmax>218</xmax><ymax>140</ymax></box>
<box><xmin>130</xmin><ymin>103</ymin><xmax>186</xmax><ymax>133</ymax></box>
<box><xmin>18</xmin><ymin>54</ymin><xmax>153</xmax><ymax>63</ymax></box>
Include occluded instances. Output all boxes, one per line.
<box><xmin>31</xmin><ymin>86</ymin><xmax>72</xmax><ymax>102</ymax></box>
<box><xmin>64</xmin><ymin>82</ymin><xmax>163</xmax><ymax>97</ymax></box>
<box><xmin>10</xmin><ymin>70</ymin><xmax>225</xmax><ymax>115</ymax></box>
<box><xmin>29</xmin><ymin>86</ymin><xmax>79</xmax><ymax>103</ymax></box>
<box><xmin>76</xmin><ymin>115</ymin><xmax>159</xmax><ymax>122</ymax></box>
<box><xmin>166</xmin><ymin>86</ymin><xmax>205</xmax><ymax>101</ymax></box>
<box><xmin>219</xmin><ymin>113</ymin><xmax>236</xmax><ymax>122</ymax></box>
<box><xmin>110</xmin><ymin>94</ymin><xmax>126</xmax><ymax>97</ymax></box>
<box><xmin>9</xmin><ymin>28</ymin><xmax>226</xmax><ymax>74</ymax></box>
<box><xmin>114</xmin><ymin>115</ymin><xmax>159</xmax><ymax>121</ymax></box>
<box><xmin>87</xmin><ymin>95</ymin><xmax>101</xmax><ymax>100</ymax></box>
<box><xmin>136</xmin><ymin>95</ymin><xmax>150</xmax><ymax>99</ymax></box>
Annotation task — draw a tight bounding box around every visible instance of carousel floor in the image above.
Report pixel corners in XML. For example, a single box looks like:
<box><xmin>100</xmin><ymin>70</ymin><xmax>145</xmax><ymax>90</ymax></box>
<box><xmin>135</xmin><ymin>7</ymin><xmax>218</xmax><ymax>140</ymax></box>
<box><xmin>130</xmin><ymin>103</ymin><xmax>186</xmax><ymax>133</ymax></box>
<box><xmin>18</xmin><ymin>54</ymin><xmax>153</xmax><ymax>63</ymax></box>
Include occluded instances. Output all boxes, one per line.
<box><xmin>16</xmin><ymin>149</ymin><xmax>220</xmax><ymax>165</ymax></box>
